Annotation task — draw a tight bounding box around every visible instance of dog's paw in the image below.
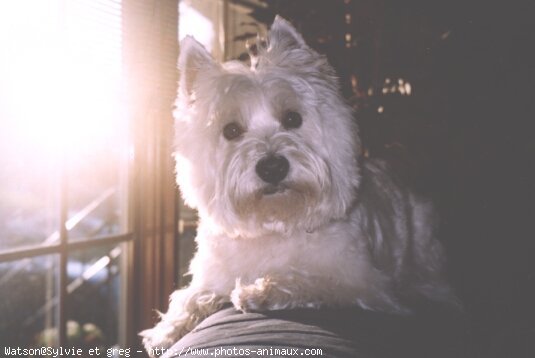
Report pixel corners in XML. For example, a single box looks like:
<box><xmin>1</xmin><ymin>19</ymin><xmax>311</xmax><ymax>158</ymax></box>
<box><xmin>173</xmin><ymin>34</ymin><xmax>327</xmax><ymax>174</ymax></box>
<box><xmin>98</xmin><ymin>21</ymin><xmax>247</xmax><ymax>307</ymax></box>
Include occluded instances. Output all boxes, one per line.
<box><xmin>140</xmin><ymin>324</ymin><xmax>178</xmax><ymax>357</ymax></box>
<box><xmin>231</xmin><ymin>277</ymin><xmax>294</xmax><ymax>312</ymax></box>
<box><xmin>139</xmin><ymin>313</ymin><xmax>196</xmax><ymax>357</ymax></box>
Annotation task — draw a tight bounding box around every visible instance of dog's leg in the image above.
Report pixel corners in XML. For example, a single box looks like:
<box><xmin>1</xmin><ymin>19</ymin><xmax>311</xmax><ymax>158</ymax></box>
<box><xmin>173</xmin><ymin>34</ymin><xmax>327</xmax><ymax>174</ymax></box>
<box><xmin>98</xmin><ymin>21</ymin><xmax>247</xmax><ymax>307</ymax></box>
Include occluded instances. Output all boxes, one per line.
<box><xmin>231</xmin><ymin>274</ymin><xmax>329</xmax><ymax>311</ymax></box>
<box><xmin>140</xmin><ymin>287</ymin><xmax>226</xmax><ymax>355</ymax></box>
<box><xmin>231</xmin><ymin>271</ymin><xmax>408</xmax><ymax>314</ymax></box>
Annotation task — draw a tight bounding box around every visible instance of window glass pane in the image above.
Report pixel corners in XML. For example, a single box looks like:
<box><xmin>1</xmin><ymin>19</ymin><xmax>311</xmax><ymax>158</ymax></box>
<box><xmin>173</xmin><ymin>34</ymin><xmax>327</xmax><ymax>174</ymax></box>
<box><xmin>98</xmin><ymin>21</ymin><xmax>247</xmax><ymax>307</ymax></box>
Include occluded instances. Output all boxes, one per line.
<box><xmin>67</xmin><ymin>136</ymin><xmax>129</xmax><ymax>241</ymax></box>
<box><xmin>0</xmin><ymin>255</ymin><xmax>59</xmax><ymax>348</ymax></box>
<box><xmin>67</xmin><ymin>243</ymin><xmax>126</xmax><ymax>348</ymax></box>
<box><xmin>0</xmin><ymin>146</ymin><xmax>61</xmax><ymax>251</ymax></box>
<box><xmin>0</xmin><ymin>1</ymin><xmax>62</xmax><ymax>251</ymax></box>
<box><xmin>63</xmin><ymin>0</ymin><xmax>128</xmax><ymax>241</ymax></box>
<box><xmin>0</xmin><ymin>0</ymin><xmax>128</xmax><ymax>246</ymax></box>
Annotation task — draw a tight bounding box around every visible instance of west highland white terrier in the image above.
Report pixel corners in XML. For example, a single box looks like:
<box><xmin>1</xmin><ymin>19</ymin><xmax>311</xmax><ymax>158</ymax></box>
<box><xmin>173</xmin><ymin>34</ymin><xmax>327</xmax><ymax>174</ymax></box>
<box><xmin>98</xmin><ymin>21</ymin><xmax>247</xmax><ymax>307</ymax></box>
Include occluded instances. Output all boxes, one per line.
<box><xmin>141</xmin><ymin>16</ymin><xmax>457</xmax><ymax>352</ymax></box>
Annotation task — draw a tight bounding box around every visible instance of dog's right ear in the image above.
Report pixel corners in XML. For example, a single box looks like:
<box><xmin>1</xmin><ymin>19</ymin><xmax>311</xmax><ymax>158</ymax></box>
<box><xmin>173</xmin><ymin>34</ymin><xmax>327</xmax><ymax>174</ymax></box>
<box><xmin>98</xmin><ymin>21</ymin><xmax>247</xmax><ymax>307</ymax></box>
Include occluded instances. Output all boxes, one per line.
<box><xmin>178</xmin><ymin>36</ymin><xmax>216</xmax><ymax>99</ymax></box>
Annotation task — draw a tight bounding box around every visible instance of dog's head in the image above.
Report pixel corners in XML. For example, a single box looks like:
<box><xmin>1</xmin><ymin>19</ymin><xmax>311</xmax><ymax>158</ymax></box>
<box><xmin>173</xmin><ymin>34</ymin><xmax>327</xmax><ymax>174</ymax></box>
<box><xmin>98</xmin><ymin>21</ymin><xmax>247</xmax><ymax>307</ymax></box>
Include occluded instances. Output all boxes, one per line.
<box><xmin>174</xmin><ymin>16</ymin><xmax>361</xmax><ymax>238</ymax></box>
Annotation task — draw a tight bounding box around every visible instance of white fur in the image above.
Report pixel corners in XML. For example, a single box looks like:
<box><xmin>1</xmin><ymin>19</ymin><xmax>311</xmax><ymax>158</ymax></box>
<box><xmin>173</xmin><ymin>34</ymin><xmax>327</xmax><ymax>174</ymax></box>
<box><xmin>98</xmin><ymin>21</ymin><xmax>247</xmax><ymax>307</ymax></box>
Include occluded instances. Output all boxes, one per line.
<box><xmin>141</xmin><ymin>16</ymin><xmax>457</xmax><ymax>354</ymax></box>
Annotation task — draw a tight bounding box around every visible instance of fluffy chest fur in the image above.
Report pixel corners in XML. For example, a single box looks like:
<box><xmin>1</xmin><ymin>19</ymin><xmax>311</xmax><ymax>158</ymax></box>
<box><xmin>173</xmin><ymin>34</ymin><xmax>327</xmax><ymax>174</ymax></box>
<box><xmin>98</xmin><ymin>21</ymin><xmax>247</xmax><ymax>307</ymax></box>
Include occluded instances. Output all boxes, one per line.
<box><xmin>187</xmin><ymin>159</ymin><xmax>449</xmax><ymax>313</ymax></box>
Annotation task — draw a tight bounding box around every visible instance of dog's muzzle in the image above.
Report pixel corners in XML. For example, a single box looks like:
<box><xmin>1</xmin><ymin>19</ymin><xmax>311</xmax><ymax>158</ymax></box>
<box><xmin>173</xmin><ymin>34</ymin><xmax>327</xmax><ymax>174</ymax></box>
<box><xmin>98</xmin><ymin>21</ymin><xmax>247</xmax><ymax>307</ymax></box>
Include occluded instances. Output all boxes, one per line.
<box><xmin>255</xmin><ymin>154</ymin><xmax>289</xmax><ymax>185</ymax></box>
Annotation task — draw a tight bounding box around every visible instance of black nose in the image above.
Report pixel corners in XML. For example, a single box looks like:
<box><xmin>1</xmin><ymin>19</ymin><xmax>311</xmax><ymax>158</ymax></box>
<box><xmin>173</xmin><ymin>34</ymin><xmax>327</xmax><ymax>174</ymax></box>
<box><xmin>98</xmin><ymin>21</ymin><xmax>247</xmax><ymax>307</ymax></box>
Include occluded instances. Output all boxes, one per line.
<box><xmin>255</xmin><ymin>155</ymin><xmax>289</xmax><ymax>185</ymax></box>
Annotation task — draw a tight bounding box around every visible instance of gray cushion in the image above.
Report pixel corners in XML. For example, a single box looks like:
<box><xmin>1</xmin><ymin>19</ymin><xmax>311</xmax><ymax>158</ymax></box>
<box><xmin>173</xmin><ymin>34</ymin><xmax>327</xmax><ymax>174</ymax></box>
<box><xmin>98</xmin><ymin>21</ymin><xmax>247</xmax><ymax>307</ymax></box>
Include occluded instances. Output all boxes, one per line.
<box><xmin>162</xmin><ymin>305</ymin><xmax>467</xmax><ymax>358</ymax></box>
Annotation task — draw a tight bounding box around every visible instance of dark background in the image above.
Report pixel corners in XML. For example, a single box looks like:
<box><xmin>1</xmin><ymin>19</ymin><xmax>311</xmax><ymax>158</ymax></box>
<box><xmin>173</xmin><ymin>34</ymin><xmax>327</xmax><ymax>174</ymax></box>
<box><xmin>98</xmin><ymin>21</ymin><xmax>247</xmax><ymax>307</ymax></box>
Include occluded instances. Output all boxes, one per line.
<box><xmin>233</xmin><ymin>0</ymin><xmax>535</xmax><ymax>356</ymax></box>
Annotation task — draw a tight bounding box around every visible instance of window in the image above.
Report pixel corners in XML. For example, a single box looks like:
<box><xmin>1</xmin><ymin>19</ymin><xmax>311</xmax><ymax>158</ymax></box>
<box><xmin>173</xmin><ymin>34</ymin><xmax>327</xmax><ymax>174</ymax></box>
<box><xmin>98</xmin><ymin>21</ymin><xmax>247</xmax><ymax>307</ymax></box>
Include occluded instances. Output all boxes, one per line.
<box><xmin>0</xmin><ymin>0</ymin><xmax>179</xmax><ymax>350</ymax></box>
<box><xmin>0</xmin><ymin>0</ymin><xmax>130</xmax><ymax>349</ymax></box>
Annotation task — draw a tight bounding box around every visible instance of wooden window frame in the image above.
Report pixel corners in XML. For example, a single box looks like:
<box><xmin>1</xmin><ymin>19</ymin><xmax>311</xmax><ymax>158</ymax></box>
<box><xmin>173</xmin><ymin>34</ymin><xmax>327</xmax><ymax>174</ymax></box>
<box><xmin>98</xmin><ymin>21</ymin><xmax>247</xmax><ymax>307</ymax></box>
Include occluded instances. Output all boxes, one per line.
<box><xmin>123</xmin><ymin>0</ymin><xmax>180</xmax><ymax>349</ymax></box>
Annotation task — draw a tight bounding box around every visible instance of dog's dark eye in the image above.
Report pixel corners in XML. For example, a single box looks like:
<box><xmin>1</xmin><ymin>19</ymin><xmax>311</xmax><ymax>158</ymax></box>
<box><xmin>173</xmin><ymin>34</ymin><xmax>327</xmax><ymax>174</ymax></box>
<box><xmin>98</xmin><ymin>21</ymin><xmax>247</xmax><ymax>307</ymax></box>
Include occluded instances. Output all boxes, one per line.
<box><xmin>281</xmin><ymin>111</ymin><xmax>302</xmax><ymax>129</ymax></box>
<box><xmin>223</xmin><ymin>122</ymin><xmax>244</xmax><ymax>140</ymax></box>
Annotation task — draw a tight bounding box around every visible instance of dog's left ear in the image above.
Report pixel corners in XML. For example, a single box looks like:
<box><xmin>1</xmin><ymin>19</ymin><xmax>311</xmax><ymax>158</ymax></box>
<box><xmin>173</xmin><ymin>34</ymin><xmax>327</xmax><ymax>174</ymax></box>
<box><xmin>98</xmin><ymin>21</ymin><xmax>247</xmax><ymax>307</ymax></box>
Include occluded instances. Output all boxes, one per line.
<box><xmin>260</xmin><ymin>16</ymin><xmax>334</xmax><ymax>76</ymax></box>
<box><xmin>268</xmin><ymin>15</ymin><xmax>306</xmax><ymax>51</ymax></box>
<box><xmin>178</xmin><ymin>36</ymin><xmax>217</xmax><ymax>99</ymax></box>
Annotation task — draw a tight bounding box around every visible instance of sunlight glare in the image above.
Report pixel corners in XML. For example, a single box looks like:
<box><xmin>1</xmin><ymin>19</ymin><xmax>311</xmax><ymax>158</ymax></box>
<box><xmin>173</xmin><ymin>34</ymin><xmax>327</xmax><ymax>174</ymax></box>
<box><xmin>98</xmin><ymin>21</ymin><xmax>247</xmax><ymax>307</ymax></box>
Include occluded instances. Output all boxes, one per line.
<box><xmin>0</xmin><ymin>0</ymin><xmax>123</xmax><ymax>164</ymax></box>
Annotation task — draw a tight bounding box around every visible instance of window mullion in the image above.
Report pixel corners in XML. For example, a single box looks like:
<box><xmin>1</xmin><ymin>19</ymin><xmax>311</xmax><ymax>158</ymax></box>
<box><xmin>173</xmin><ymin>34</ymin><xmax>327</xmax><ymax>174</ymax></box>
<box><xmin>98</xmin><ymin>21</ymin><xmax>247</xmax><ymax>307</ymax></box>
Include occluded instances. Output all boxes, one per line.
<box><xmin>58</xmin><ymin>158</ymin><xmax>68</xmax><ymax>347</ymax></box>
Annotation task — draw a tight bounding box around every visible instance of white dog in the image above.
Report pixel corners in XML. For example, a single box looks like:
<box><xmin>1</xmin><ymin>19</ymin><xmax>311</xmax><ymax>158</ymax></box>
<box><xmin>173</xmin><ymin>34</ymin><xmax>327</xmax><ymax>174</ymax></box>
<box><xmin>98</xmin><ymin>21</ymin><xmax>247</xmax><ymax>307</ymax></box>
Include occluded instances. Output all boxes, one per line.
<box><xmin>141</xmin><ymin>16</ymin><xmax>457</xmax><ymax>353</ymax></box>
